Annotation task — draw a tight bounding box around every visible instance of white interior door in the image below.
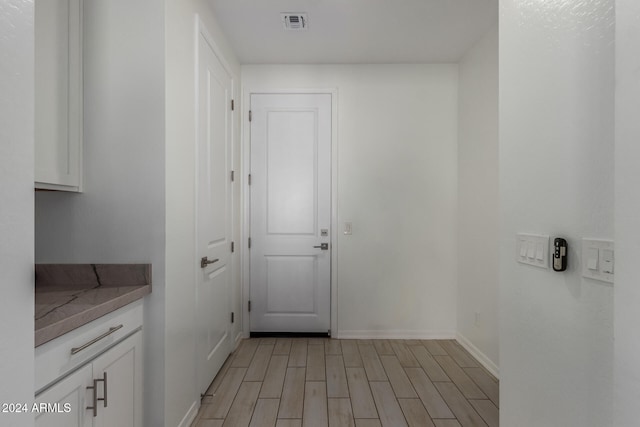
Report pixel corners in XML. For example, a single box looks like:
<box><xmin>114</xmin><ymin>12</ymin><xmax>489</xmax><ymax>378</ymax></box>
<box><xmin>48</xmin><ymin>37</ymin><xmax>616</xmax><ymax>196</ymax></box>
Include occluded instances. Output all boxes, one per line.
<box><xmin>250</xmin><ymin>93</ymin><xmax>332</xmax><ymax>333</ymax></box>
<box><xmin>196</xmin><ymin>29</ymin><xmax>233</xmax><ymax>394</ymax></box>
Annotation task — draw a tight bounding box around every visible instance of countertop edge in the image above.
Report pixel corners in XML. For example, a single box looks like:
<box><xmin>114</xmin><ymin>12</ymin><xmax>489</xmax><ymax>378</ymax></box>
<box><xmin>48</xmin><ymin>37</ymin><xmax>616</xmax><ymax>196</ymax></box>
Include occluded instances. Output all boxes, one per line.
<box><xmin>35</xmin><ymin>285</ymin><xmax>151</xmax><ymax>347</ymax></box>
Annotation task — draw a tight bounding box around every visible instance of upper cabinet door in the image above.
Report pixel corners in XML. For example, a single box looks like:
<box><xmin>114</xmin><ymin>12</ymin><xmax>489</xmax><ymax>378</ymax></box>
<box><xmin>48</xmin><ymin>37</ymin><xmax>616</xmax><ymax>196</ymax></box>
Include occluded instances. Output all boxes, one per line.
<box><xmin>35</xmin><ymin>0</ymin><xmax>83</xmax><ymax>192</ymax></box>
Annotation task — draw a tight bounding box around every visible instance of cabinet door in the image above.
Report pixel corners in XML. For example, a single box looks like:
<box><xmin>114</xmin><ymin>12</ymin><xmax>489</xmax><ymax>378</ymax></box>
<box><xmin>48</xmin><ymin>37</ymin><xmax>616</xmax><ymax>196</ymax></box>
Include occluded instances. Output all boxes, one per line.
<box><xmin>35</xmin><ymin>364</ymin><xmax>92</xmax><ymax>427</ymax></box>
<box><xmin>34</xmin><ymin>0</ymin><xmax>82</xmax><ymax>191</ymax></box>
<box><xmin>91</xmin><ymin>331</ymin><xmax>143</xmax><ymax>427</ymax></box>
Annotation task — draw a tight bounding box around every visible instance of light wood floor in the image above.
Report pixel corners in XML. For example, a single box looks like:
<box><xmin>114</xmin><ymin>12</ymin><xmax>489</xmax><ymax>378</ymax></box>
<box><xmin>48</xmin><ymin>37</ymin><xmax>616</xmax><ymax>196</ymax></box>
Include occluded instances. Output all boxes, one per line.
<box><xmin>192</xmin><ymin>338</ymin><xmax>498</xmax><ymax>427</ymax></box>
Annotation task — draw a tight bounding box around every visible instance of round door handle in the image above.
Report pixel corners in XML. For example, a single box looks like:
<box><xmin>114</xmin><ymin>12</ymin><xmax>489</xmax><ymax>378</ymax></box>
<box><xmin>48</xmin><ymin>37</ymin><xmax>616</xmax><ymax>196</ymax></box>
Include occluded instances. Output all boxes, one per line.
<box><xmin>200</xmin><ymin>257</ymin><xmax>219</xmax><ymax>268</ymax></box>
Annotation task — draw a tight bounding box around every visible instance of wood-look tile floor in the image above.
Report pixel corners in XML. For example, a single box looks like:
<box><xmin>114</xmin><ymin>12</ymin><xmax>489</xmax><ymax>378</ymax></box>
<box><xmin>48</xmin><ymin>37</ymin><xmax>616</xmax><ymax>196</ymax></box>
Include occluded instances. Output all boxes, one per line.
<box><xmin>192</xmin><ymin>338</ymin><xmax>499</xmax><ymax>427</ymax></box>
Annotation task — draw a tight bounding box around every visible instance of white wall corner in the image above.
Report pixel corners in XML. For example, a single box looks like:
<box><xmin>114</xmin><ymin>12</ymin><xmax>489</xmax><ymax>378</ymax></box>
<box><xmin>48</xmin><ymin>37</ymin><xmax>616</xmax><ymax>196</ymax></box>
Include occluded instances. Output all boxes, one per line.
<box><xmin>234</xmin><ymin>330</ymin><xmax>244</xmax><ymax>349</ymax></box>
<box><xmin>177</xmin><ymin>400</ymin><xmax>199</xmax><ymax>427</ymax></box>
<box><xmin>456</xmin><ymin>23</ymin><xmax>499</xmax><ymax>381</ymax></box>
<box><xmin>456</xmin><ymin>332</ymin><xmax>499</xmax><ymax>379</ymax></box>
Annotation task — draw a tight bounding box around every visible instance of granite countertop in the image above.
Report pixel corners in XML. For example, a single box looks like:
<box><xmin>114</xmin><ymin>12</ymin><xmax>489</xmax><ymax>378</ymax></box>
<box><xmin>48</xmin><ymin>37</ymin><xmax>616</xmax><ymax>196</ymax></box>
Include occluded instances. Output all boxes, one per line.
<box><xmin>35</xmin><ymin>264</ymin><xmax>152</xmax><ymax>347</ymax></box>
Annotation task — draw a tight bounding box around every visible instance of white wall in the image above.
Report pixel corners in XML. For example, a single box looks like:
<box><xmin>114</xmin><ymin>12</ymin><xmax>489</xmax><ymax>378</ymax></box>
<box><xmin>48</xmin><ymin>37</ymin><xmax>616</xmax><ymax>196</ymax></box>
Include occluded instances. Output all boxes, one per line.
<box><xmin>0</xmin><ymin>2</ymin><xmax>35</xmax><ymax>426</ymax></box>
<box><xmin>34</xmin><ymin>0</ymin><xmax>166</xmax><ymax>425</ymax></box>
<box><xmin>165</xmin><ymin>1</ymin><xmax>241</xmax><ymax>426</ymax></box>
<box><xmin>614</xmin><ymin>1</ymin><xmax>640</xmax><ymax>425</ymax></box>
<box><xmin>242</xmin><ymin>65</ymin><xmax>459</xmax><ymax>338</ymax></box>
<box><xmin>500</xmin><ymin>0</ymin><xmax>614</xmax><ymax>425</ymax></box>
<box><xmin>457</xmin><ymin>26</ymin><xmax>499</xmax><ymax>375</ymax></box>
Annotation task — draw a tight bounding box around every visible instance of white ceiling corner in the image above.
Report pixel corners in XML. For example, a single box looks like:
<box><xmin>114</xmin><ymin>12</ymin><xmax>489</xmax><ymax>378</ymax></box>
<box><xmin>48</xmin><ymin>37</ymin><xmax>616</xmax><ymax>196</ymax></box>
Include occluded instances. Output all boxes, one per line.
<box><xmin>209</xmin><ymin>0</ymin><xmax>498</xmax><ymax>64</ymax></box>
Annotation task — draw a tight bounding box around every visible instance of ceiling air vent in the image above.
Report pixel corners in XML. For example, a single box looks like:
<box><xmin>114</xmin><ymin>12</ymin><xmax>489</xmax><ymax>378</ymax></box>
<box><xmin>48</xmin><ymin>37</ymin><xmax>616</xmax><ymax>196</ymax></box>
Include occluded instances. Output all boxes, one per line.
<box><xmin>282</xmin><ymin>13</ymin><xmax>308</xmax><ymax>31</ymax></box>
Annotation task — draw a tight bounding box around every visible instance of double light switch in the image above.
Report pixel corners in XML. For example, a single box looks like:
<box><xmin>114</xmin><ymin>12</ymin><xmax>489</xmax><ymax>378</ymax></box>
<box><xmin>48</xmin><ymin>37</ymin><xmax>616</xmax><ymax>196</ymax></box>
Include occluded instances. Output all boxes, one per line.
<box><xmin>582</xmin><ymin>239</ymin><xmax>614</xmax><ymax>283</ymax></box>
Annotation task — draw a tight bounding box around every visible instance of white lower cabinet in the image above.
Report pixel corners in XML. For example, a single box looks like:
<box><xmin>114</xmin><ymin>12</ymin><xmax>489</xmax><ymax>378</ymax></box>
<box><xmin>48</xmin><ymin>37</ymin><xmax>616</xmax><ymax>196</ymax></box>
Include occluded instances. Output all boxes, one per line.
<box><xmin>35</xmin><ymin>364</ymin><xmax>92</xmax><ymax>427</ymax></box>
<box><xmin>35</xmin><ymin>331</ymin><xmax>143</xmax><ymax>427</ymax></box>
<box><xmin>91</xmin><ymin>331</ymin><xmax>143</xmax><ymax>427</ymax></box>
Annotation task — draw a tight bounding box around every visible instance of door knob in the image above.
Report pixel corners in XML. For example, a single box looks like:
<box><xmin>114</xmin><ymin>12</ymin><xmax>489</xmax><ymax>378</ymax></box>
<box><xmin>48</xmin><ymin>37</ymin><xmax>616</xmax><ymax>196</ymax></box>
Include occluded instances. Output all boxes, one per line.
<box><xmin>200</xmin><ymin>257</ymin><xmax>219</xmax><ymax>268</ymax></box>
<box><xmin>313</xmin><ymin>243</ymin><xmax>329</xmax><ymax>250</ymax></box>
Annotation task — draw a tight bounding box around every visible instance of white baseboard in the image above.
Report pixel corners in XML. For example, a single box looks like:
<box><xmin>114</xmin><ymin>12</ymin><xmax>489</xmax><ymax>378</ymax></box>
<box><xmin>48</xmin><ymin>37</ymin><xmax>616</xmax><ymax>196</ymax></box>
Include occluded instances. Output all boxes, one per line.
<box><xmin>234</xmin><ymin>331</ymin><xmax>244</xmax><ymax>350</ymax></box>
<box><xmin>455</xmin><ymin>333</ymin><xmax>499</xmax><ymax>379</ymax></box>
<box><xmin>336</xmin><ymin>330</ymin><xmax>456</xmax><ymax>340</ymax></box>
<box><xmin>177</xmin><ymin>400</ymin><xmax>199</xmax><ymax>427</ymax></box>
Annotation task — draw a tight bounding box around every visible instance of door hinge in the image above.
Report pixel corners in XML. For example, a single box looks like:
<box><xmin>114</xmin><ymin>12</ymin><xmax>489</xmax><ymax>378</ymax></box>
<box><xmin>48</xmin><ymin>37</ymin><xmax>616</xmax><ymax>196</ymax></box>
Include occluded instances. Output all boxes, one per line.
<box><xmin>231</xmin><ymin>99</ymin><xmax>235</xmax><ymax>111</ymax></box>
<box><xmin>231</xmin><ymin>170</ymin><xmax>235</xmax><ymax>182</ymax></box>
<box><xmin>248</xmin><ymin>301</ymin><xmax>251</xmax><ymax>312</ymax></box>
<box><xmin>248</xmin><ymin>174</ymin><xmax>252</xmax><ymax>185</ymax></box>
<box><xmin>231</xmin><ymin>241</ymin><xmax>235</xmax><ymax>253</ymax></box>
<box><xmin>248</xmin><ymin>237</ymin><xmax>252</xmax><ymax>249</ymax></box>
<box><xmin>249</xmin><ymin>110</ymin><xmax>252</xmax><ymax>122</ymax></box>
<box><xmin>231</xmin><ymin>312</ymin><xmax>234</xmax><ymax>323</ymax></box>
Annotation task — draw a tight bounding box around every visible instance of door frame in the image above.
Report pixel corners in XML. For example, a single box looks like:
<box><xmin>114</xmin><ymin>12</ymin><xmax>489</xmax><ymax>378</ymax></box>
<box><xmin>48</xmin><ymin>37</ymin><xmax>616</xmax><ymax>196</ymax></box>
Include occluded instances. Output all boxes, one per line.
<box><xmin>241</xmin><ymin>88</ymin><xmax>339</xmax><ymax>338</ymax></box>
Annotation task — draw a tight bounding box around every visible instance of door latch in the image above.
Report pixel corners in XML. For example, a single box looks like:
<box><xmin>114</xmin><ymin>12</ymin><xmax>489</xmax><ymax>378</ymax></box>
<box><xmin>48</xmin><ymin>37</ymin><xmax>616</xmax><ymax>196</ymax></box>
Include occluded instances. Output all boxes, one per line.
<box><xmin>313</xmin><ymin>243</ymin><xmax>329</xmax><ymax>250</ymax></box>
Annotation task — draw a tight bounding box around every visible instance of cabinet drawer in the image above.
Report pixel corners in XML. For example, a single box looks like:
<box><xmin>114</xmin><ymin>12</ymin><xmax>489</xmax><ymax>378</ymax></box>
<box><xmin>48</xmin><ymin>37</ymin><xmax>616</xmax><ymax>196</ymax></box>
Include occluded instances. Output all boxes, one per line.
<box><xmin>35</xmin><ymin>300</ymin><xmax>143</xmax><ymax>394</ymax></box>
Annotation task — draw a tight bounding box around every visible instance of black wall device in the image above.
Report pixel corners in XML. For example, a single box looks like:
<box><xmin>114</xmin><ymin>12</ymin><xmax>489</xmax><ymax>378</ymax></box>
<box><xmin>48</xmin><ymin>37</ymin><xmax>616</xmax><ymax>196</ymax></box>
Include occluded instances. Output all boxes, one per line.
<box><xmin>553</xmin><ymin>238</ymin><xmax>568</xmax><ymax>272</ymax></box>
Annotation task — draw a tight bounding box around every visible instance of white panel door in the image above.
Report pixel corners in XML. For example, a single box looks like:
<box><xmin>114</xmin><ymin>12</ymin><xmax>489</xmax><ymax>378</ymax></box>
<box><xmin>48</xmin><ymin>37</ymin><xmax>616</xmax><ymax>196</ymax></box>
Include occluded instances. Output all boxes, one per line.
<box><xmin>250</xmin><ymin>93</ymin><xmax>331</xmax><ymax>333</ymax></box>
<box><xmin>196</xmin><ymin>30</ymin><xmax>234</xmax><ymax>394</ymax></box>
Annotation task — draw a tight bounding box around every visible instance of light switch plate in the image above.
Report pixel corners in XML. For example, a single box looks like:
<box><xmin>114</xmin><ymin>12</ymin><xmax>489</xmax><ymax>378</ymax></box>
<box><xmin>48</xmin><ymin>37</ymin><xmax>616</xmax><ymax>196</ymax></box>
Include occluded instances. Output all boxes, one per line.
<box><xmin>343</xmin><ymin>222</ymin><xmax>352</xmax><ymax>235</ymax></box>
<box><xmin>582</xmin><ymin>238</ymin><xmax>614</xmax><ymax>283</ymax></box>
<box><xmin>516</xmin><ymin>233</ymin><xmax>549</xmax><ymax>269</ymax></box>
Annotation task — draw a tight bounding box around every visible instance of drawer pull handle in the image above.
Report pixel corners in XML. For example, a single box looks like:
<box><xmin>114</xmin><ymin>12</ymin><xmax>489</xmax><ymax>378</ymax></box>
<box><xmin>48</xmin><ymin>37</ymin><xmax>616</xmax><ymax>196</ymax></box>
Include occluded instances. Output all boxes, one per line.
<box><xmin>71</xmin><ymin>325</ymin><xmax>123</xmax><ymax>355</ymax></box>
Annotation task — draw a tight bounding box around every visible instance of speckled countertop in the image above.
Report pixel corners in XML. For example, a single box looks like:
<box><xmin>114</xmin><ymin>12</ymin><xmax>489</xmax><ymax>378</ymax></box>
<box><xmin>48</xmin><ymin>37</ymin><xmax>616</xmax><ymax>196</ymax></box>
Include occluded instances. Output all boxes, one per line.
<box><xmin>35</xmin><ymin>264</ymin><xmax>151</xmax><ymax>347</ymax></box>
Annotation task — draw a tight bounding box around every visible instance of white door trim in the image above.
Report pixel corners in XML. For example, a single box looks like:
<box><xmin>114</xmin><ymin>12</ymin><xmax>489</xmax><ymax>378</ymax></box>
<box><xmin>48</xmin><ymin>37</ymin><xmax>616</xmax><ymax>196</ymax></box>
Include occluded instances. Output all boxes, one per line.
<box><xmin>241</xmin><ymin>87</ymin><xmax>339</xmax><ymax>338</ymax></box>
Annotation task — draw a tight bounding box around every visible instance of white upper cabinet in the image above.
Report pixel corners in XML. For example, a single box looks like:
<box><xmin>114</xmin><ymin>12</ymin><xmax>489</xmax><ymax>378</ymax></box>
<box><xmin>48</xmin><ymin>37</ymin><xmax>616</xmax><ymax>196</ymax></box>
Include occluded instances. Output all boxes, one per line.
<box><xmin>35</xmin><ymin>0</ymin><xmax>83</xmax><ymax>191</ymax></box>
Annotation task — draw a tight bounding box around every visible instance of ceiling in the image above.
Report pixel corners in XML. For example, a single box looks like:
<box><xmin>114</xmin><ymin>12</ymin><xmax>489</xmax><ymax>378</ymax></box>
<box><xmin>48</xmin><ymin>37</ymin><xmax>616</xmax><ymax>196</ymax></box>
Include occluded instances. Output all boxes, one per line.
<box><xmin>209</xmin><ymin>0</ymin><xmax>498</xmax><ymax>64</ymax></box>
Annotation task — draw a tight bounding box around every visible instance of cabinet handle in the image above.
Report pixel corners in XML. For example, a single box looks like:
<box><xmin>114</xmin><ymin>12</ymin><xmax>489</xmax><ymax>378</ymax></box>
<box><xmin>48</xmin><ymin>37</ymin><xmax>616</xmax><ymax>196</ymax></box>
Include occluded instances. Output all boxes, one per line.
<box><xmin>102</xmin><ymin>372</ymin><xmax>108</xmax><ymax>408</ymax></box>
<box><xmin>71</xmin><ymin>325</ymin><xmax>123</xmax><ymax>355</ymax></box>
<box><xmin>86</xmin><ymin>382</ymin><xmax>96</xmax><ymax>417</ymax></box>
<box><xmin>86</xmin><ymin>373</ymin><xmax>107</xmax><ymax>417</ymax></box>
